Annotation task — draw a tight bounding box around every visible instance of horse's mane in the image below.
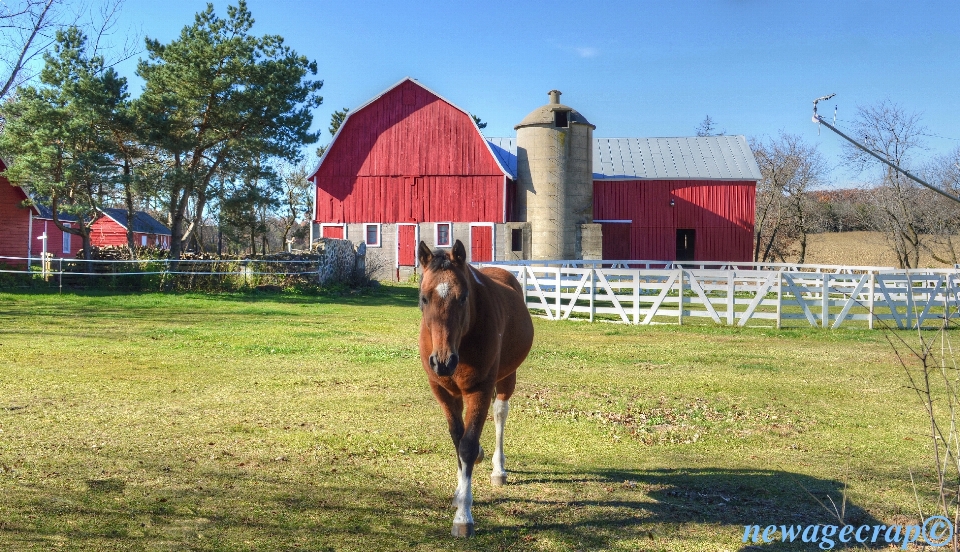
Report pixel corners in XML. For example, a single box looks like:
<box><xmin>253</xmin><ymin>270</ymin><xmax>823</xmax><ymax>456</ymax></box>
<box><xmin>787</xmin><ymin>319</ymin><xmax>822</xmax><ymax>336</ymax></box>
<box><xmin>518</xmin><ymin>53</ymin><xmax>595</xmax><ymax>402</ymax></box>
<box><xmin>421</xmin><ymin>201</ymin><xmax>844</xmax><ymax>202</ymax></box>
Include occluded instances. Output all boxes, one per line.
<box><xmin>426</xmin><ymin>250</ymin><xmax>458</xmax><ymax>273</ymax></box>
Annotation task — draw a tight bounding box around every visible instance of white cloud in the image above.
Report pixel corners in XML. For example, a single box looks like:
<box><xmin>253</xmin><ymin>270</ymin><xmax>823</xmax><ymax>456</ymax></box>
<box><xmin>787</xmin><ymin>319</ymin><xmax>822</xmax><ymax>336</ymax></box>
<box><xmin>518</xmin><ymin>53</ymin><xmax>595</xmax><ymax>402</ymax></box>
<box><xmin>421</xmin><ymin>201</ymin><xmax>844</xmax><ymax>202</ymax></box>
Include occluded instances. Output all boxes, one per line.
<box><xmin>575</xmin><ymin>47</ymin><xmax>600</xmax><ymax>58</ymax></box>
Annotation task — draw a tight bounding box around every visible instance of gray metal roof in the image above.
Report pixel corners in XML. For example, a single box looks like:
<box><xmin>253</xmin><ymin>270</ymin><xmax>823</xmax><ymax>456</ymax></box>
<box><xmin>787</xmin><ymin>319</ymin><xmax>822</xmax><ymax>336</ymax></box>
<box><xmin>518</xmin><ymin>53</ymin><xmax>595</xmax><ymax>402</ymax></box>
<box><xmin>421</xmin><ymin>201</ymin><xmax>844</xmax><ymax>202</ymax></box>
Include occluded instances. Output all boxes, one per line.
<box><xmin>486</xmin><ymin>135</ymin><xmax>761</xmax><ymax>181</ymax></box>
<box><xmin>593</xmin><ymin>136</ymin><xmax>761</xmax><ymax>181</ymax></box>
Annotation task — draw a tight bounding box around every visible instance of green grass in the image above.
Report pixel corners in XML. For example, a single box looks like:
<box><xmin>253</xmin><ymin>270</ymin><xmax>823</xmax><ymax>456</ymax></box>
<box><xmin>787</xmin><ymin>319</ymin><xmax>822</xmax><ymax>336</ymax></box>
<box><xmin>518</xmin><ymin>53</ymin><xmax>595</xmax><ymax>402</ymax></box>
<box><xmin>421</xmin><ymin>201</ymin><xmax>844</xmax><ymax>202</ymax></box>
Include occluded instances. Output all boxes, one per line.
<box><xmin>0</xmin><ymin>285</ymin><xmax>942</xmax><ymax>550</ymax></box>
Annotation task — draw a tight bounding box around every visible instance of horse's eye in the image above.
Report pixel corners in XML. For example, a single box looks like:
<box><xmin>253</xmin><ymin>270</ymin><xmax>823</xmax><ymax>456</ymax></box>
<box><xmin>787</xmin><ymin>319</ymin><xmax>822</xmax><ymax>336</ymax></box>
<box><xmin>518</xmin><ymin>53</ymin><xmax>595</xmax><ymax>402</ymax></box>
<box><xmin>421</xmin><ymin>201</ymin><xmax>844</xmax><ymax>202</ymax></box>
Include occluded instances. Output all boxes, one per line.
<box><xmin>459</xmin><ymin>295</ymin><xmax>467</xmax><ymax>306</ymax></box>
<box><xmin>420</xmin><ymin>295</ymin><xmax>428</xmax><ymax>306</ymax></box>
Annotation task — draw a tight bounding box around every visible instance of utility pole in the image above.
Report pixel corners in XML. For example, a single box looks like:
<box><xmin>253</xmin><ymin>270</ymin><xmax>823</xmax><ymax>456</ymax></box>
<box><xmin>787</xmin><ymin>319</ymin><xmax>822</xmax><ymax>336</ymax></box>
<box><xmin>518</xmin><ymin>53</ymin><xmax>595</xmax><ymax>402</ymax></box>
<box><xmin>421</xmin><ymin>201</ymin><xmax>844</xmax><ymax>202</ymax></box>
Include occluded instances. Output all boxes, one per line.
<box><xmin>812</xmin><ymin>94</ymin><xmax>960</xmax><ymax>205</ymax></box>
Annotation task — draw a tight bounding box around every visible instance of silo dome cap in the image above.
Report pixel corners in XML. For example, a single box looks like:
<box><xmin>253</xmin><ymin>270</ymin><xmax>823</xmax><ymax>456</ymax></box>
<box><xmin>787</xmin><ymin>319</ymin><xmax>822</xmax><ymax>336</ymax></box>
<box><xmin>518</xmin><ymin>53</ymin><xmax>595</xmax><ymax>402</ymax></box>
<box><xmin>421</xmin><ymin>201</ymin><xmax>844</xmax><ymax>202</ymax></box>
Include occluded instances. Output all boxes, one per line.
<box><xmin>515</xmin><ymin>89</ymin><xmax>595</xmax><ymax>130</ymax></box>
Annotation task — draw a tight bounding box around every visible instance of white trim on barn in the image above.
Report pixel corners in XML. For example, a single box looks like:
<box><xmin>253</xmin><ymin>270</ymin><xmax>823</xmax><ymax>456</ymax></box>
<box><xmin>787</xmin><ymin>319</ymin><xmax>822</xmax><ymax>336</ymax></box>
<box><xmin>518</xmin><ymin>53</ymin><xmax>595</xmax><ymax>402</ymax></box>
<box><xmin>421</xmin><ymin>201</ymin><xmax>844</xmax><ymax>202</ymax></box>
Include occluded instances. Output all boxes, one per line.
<box><xmin>363</xmin><ymin>223</ymin><xmax>382</xmax><ymax>247</ymax></box>
<box><xmin>468</xmin><ymin>222</ymin><xmax>495</xmax><ymax>263</ymax></box>
<box><xmin>434</xmin><ymin>222</ymin><xmax>452</xmax><ymax>247</ymax></box>
<box><xmin>320</xmin><ymin>223</ymin><xmax>347</xmax><ymax>240</ymax></box>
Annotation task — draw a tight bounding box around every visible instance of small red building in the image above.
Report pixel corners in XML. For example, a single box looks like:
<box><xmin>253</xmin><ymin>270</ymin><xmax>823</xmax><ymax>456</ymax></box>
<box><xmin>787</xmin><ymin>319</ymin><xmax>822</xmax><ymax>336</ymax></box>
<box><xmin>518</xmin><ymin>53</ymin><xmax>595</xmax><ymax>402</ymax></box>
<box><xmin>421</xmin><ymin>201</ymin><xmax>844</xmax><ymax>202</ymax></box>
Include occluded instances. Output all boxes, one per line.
<box><xmin>90</xmin><ymin>208</ymin><xmax>171</xmax><ymax>249</ymax></box>
<box><xmin>0</xmin><ymin>174</ymin><xmax>38</xmax><ymax>263</ymax></box>
<box><xmin>0</xmin><ymin>158</ymin><xmax>82</xmax><ymax>264</ymax></box>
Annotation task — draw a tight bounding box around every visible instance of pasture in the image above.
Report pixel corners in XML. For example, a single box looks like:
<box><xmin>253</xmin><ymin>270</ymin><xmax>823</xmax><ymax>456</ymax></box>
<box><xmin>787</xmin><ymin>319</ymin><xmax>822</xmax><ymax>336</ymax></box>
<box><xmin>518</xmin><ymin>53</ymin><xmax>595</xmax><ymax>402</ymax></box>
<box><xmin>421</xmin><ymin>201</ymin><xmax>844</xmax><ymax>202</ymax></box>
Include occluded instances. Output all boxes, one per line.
<box><xmin>0</xmin><ymin>285</ymin><xmax>940</xmax><ymax>550</ymax></box>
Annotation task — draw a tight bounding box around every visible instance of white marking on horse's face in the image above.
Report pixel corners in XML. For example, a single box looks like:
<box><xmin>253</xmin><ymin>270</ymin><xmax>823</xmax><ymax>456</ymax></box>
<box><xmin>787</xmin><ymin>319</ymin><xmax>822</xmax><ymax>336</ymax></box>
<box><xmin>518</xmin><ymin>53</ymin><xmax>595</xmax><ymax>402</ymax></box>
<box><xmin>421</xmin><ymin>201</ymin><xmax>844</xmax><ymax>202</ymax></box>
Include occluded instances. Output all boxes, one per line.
<box><xmin>436</xmin><ymin>282</ymin><xmax>450</xmax><ymax>299</ymax></box>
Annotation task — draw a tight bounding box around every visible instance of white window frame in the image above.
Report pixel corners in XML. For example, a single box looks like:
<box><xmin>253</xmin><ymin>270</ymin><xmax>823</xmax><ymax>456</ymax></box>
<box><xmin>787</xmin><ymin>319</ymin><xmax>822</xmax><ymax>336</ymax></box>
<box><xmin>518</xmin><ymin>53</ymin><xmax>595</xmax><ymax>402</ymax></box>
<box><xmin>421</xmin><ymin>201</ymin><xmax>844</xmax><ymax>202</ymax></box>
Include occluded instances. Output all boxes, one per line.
<box><xmin>434</xmin><ymin>222</ymin><xmax>452</xmax><ymax>247</ymax></box>
<box><xmin>319</xmin><ymin>223</ymin><xmax>347</xmax><ymax>239</ymax></box>
<box><xmin>141</xmin><ymin>234</ymin><xmax>148</xmax><ymax>247</ymax></box>
<box><xmin>363</xmin><ymin>223</ymin><xmax>381</xmax><ymax>247</ymax></box>
<box><xmin>62</xmin><ymin>222</ymin><xmax>71</xmax><ymax>253</ymax></box>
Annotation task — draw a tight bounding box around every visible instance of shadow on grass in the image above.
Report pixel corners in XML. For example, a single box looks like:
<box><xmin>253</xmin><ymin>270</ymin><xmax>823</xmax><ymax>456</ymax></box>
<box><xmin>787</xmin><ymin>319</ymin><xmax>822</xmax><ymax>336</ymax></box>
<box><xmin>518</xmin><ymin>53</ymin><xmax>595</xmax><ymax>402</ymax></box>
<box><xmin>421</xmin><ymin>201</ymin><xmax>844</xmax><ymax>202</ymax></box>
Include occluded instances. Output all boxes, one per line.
<box><xmin>492</xmin><ymin>466</ymin><xmax>888</xmax><ymax>550</ymax></box>
<box><xmin>0</xmin><ymin>463</ymin><xmax>891</xmax><ymax>551</ymax></box>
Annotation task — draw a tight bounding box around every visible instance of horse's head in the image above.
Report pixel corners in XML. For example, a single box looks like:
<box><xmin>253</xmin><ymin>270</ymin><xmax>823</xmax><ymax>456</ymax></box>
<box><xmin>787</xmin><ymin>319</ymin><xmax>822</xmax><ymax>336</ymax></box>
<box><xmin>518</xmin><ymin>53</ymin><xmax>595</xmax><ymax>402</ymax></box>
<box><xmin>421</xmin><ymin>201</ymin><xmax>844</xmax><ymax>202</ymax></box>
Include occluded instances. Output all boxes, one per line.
<box><xmin>417</xmin><ymin>239</ymin><xmax>472</xmax><ymax>377</ymax></box>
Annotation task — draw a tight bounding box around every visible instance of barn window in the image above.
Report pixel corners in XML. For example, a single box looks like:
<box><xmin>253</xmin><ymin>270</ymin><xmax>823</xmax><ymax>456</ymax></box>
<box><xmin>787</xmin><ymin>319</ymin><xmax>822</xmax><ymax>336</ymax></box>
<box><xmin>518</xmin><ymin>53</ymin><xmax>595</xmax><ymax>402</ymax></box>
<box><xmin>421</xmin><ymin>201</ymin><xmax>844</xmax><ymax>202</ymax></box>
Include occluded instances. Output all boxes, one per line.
<box><xmin>364</xmin><ymin>224</ymin><xmax>381</xmax><ymax>247</ymax></box>
<box><xmin>141</xmin><ymin>235</ymin><xmax>148</xmax><ymax>247</ymax></box>
<box><xmin>435</xmin><ymin>223</ymin><xmax>451</xmax><ymax>247</ymax></box>
<box><xmin>511</xmin><ymin>228</ymin><xmax>523</xmax><ymax>252</ymax></box>
<box><xmin>62</xmin><ymin>223</ymin><xmax>71</xmax><ymax>253</ymax></box>
<box><xmin>554</xmin><ymin>110</ymin><xmax>569</xmax><ymax>128</ymax></box>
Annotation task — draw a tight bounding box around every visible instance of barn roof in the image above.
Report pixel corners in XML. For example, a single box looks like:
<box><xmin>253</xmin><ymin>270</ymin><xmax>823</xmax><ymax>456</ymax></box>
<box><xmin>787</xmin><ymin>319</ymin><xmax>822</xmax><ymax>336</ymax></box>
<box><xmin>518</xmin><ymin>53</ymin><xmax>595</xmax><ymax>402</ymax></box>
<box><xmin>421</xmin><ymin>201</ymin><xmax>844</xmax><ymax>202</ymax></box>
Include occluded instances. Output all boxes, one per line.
<box><xmin>99</xmin><ymin>208</ymin><xmax>172</xmax><ymax>236</ymax></box>
<box><xmin>32</xmin><ymin>201</ymin><xmax>78</xmax><ymax>222</ymax></box>
<box><xmin>486</xmin><ymin>137</ymin><xmax>518</xmax><ymax>179</ymax></box>
<box><xmin>594</xmin><ymin>136</ymin><xmax>762</xmax><ymax>181</ymax></box>
<box><xmin>486</xmin><ymin>135</ymin><xmax>762</xmax><ymax>182</ymax></box>
<box><xmin>309</xmin><ymin>77</ymin><xmax>514</xmax><ymax>181</ymax></box>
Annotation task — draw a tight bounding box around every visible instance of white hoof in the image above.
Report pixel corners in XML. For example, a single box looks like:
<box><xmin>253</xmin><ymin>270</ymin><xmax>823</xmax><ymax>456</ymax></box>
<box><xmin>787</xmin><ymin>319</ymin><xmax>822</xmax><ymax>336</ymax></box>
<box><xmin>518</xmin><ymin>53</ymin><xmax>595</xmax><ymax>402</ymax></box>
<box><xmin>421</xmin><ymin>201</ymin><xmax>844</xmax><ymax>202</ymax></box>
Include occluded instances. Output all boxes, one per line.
<box><xmin>490</xmin><ymin>473</ymin><xmax>507</xmax><ymax>486</ymax></box>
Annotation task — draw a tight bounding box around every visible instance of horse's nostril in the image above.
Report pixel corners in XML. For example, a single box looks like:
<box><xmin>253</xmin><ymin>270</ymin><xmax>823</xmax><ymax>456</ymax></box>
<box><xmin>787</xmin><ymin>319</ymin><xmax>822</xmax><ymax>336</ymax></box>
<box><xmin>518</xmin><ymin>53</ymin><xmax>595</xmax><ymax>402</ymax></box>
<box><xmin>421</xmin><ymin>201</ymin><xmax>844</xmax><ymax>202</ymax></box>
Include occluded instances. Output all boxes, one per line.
<box><xmin>429</xmin><ymin>354</ymin><xmax>438</xmax><ymax>370</ymax></box>
<box><xmin>448</xmin><ymin>353</ymin><xmax>459</xmax><ymax>371</ymax></box>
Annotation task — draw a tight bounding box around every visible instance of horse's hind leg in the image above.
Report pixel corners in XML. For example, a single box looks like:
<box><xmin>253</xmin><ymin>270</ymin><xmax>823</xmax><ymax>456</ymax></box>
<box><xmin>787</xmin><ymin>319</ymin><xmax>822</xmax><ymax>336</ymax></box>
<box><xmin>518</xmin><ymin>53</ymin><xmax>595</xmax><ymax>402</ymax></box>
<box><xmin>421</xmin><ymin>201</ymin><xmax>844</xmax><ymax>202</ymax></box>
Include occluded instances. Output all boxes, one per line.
<box><xmin>491</xmin><ymin>372</ymin><xmax>516</xmax><ymax>486</ymax></box>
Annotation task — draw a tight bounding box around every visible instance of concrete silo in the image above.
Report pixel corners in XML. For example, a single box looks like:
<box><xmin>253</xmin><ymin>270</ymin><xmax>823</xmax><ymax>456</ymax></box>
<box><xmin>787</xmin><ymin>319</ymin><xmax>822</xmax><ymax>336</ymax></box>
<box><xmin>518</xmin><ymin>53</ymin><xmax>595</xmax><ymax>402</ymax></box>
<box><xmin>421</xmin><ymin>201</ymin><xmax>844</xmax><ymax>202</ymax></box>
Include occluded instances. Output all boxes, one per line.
<box><xmin>515</xmin><ymin>90</ymin><xmax>599</xmax><ymax>260</ymax></box>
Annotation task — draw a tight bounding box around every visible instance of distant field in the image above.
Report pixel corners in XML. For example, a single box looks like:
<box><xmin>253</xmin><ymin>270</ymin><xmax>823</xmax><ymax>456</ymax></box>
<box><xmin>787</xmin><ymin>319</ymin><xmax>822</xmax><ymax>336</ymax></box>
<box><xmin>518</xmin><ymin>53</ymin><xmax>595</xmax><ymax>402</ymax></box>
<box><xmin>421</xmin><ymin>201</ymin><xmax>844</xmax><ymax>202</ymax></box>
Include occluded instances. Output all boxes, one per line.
<box><xmin>804</xmin><ymin>231</ymin><xmax>954</xmax><ymax>268</ymax></box>
<box><xmin>0</xmin><ymin>286</ymin><xmax>947</xmax><ymax>550</ymax></box>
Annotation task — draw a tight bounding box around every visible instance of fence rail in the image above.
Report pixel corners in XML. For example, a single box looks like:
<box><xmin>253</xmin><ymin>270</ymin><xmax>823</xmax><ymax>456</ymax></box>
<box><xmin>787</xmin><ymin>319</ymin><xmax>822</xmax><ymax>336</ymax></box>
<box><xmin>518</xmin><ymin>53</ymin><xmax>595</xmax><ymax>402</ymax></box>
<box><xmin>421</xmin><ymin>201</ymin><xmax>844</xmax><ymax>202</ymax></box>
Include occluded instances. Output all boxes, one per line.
<box><xmin>0</xmin><ymin>255</ymin><xmax>338</xmax><ymax>292</ymax></box>
<box><xmin>481</xmin><ymin>262</ymin><xmax>960</xmax><ymax>330</ymax></box>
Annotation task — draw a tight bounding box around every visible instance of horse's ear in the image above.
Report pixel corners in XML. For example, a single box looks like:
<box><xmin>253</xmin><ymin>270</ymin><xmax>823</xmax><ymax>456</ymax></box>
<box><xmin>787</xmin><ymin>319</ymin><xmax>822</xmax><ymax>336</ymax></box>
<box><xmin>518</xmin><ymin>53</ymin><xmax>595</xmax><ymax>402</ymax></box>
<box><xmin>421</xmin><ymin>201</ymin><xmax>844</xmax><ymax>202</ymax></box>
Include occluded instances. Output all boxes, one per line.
<box><xmin>417</xmin><ymin>241</ymin><xmax>432</xmax><ymax>268</ymax></box>
<box><xmin>452</xmin><ymin>240</ymin><xmax>467</xmax><ymax>265</ymax></box>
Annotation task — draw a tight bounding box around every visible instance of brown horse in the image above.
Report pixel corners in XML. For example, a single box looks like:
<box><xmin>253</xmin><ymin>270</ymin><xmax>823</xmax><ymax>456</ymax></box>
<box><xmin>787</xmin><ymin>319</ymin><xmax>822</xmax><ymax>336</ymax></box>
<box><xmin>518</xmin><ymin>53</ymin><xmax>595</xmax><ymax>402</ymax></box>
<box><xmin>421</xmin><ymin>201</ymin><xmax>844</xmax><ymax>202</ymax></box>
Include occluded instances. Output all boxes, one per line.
<box><xmin>417</xmin><ymin>239</ymin><xmax>534</xmax><ymax>538</ymax></box>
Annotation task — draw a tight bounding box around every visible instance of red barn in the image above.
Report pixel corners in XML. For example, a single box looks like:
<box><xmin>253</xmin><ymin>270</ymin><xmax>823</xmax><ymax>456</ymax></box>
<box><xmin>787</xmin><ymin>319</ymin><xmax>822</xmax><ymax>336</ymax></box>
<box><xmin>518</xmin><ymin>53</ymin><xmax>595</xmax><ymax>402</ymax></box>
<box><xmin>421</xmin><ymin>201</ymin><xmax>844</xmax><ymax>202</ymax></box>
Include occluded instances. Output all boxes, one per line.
<box><xmin>310</xmin><ymin>78</ymin><xmax>515</xmax><ymax>279</ymax></box>
<box><xmin>591</xmin><ymin>137</ymin><xmax>758</xmax><ymax>261</ymax></box>
<box><xmin>310</xmin><ymin>79</ymin><xmax>761</xmax><ymax>278</ymax></box>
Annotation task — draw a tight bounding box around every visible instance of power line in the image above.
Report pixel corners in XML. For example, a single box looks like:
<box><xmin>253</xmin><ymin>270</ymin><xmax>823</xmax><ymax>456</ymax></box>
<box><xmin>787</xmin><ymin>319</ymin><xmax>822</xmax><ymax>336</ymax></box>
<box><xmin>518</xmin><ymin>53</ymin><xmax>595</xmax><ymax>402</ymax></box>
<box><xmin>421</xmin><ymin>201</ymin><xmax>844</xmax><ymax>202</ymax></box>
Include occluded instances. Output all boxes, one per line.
<box><xmin>812</xmin><ymin>94</ymin><xmax>960</xmax><ymax>205</ymax></box>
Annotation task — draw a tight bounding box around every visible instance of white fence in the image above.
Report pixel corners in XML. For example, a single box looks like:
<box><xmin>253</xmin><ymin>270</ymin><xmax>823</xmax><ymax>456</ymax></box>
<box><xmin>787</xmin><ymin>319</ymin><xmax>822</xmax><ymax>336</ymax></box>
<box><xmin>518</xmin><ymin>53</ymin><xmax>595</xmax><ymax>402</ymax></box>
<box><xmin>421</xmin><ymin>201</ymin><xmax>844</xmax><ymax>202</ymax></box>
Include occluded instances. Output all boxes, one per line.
<box><xmin>480</xmin><ymin>261</ymin><xmax>960</xmax><ymax>330</ymax></box>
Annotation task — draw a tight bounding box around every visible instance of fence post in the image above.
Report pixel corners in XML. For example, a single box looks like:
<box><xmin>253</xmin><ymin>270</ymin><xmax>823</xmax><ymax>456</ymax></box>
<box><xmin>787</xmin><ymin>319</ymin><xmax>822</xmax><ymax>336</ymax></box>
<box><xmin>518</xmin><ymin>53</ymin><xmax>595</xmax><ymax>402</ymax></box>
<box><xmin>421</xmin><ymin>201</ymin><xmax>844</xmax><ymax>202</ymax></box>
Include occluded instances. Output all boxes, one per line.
<box><xmin>588</xmin><ymin>268</ymin><xmax>595</xmax><ymax>322</ymax></box>
<box><xmin>822</xmin><ymin>273</ymin><xmax>829</xmax><ymax>328</ymax></box>
<box><xmin>727</xmin><ymin>270</ymin><xmax>735</xmax><ymax>325</ymax></box>
<box><xmin>521</xmin><ymin>266</ymin><xmax>528</xmax><ymax>310</ymax></box>
<box><xmin>633</xmin><ymin>270</ymin><xmax>641</xmax><ymax>325</ymax></box>
<box><xmin>868</xmin><ymin>272</ymin><xmax>875</xmax><ymax>330</ymax></box>
<box><xmin>556</xmin><ymin>268</ymin><xmax>562</xmax><ymax>321</ymax></box>
<box><xmin>776</xmin><ymin>271</ymin><xmax>782</xmax><ymax>329</ymax></box>
<box><xmin>678</xmin><ymin>270</ymin><xmax>685</xmax><ymax>325</ymax></box>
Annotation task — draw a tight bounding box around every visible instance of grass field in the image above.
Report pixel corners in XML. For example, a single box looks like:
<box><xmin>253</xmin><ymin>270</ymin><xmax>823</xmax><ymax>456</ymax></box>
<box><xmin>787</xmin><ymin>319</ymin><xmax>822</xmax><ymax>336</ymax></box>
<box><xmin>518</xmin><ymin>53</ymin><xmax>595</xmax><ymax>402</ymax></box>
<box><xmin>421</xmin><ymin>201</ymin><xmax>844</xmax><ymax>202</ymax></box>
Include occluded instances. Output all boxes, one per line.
<box><xmin>0</xmin><ymin>285</ymin><xmax>946</xmax><ymax>550</ymax></box>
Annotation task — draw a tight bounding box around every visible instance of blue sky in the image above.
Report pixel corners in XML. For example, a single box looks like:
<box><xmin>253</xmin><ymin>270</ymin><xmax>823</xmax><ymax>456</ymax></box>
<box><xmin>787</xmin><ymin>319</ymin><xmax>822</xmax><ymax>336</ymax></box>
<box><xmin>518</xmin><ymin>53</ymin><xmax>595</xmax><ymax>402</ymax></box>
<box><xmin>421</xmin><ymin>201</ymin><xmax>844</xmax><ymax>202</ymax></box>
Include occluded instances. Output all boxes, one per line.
<box><xmin>109</xmin><ymin>0</ymin><xmax>960</xmax><ymax>186</ymax></box>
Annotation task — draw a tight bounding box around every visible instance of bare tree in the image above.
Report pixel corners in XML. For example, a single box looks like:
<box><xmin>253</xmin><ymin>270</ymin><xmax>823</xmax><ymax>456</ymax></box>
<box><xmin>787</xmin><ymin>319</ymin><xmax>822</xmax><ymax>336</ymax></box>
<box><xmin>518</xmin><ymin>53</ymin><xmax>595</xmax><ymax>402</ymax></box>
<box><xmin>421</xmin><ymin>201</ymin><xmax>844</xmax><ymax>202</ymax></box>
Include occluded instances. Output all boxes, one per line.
<box><xmin>0</xmin><ymin>0</ymin><xmax>136</xmax><ymax>102</ymax></box>
<box><xmin>918</xmin><ymin>148</ymin><xmax>960</xmax><ymax>265</ymax></box>
<box><xmin>275</xmin><ymin>160</ymin><xmax>311</xmax><ymax>250</ymax></box>
<box><xmin>842</xmin><ymin>100</ymin><xmax>928</xmax><ymax>268</ymax></box>
<box><xmin>751</xmin><ymin>133</ymin><xmax>827</xmax><ymax>262</ymax></box>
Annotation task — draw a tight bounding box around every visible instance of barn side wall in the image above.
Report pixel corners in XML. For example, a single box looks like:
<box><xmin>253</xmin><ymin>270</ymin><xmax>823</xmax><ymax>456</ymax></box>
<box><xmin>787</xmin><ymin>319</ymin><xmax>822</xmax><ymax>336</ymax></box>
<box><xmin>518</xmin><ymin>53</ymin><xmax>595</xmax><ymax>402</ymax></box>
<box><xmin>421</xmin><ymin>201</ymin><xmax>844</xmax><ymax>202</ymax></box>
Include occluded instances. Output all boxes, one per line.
<box><xmin>343</xmin><ymin>221</ymin><xmax>520</xmax><ymax>281</ymax></box>
<box><xmin>594</xmin><ymin>179</ymin><xmax>756</xmax><ymax>261</ymax></box>
<box><xmin>31</xmin><ymin>218</ymin><xmax>84</xmax><ymax>258</ymax></box>
<box><xmin>314</xmin><ymin>80</ymin><xmax>507</xmax><ymax>225</ymax></box>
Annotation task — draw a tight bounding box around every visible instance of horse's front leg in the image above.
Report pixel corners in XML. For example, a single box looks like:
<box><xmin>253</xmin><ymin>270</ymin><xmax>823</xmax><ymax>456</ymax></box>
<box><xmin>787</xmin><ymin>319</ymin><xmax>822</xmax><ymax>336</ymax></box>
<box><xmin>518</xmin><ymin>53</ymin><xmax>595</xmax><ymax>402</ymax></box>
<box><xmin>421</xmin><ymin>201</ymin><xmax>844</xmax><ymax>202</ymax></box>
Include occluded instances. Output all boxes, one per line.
<box><xmin>451</xmin><ymin>390</ymin><xmax>492</xmax><ymax>537</ymax></box>
<box><xmin>430</xmin><ymin>384</ymin><xmax>469</xmax><ymax>507</ymax></box>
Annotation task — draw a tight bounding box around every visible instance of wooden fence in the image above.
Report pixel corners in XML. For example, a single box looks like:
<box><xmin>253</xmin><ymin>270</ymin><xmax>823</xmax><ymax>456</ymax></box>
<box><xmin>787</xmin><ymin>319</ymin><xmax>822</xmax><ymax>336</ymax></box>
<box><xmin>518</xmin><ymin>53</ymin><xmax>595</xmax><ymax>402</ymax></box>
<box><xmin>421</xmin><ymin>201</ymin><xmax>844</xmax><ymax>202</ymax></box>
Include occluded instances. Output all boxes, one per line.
<box><xmin>480</xmin><ymin>261</ymin><xmax>960</xmax><ymax>330</ymax></box>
